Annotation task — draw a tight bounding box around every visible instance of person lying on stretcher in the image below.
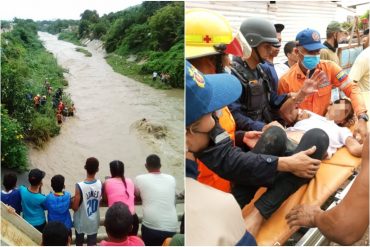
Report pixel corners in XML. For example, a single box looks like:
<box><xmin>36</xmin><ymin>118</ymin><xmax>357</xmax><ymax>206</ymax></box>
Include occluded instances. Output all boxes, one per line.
<box><xmin>241</xmin><ymin>98</ymin><xmax>362</xmax><ymax>236</ymax></box>
<box><xmin>278</xmin><ymin>98</ymin><xmax>363</xmax><ymax>158</ymax></box>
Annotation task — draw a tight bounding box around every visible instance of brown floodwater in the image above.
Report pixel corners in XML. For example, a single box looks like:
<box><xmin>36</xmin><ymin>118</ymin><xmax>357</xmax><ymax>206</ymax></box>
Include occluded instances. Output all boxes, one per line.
<box><xmin>28</xmin><ymin>32</ymin><xmax>184</xmax><ymax>194</ymax></box>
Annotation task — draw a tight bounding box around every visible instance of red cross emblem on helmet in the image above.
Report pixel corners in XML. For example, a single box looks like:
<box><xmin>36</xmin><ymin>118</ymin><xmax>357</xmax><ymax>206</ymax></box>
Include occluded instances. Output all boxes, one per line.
<box><xmin>203</xmin><ymin>35</ymin><xmax>212</xmax><ymax>43</ymax></box>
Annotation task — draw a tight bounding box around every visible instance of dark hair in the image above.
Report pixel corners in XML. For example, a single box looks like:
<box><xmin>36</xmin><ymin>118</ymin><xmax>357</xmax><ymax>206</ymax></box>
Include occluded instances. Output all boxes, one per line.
<box><xmin>3</xmin><ymin>173</ymin><xmax>17</xmax><ymax>191</ymax></box>
<box><xmin>51</xmin><ymin>175</ymin><xmax>65</xmax><ymax>193</ymax></box>
<box><xmin>180</xmin><ymin>214</ymin><xmax>184</xmax><ymax>234</ymax></box>
<box><xmin>284</xmin><ymin>41</ymin><xmax>296</xmax><ymax>57</ymax></box>
<box><xmin>42</xmin><ymin>221</ymin><xmax>69</xmax><ymax>246</ymax></box>
<box><xmin>334</xmin><ymin>98</ymin><xmax>354</xmax><ymax>126</ymax></box>
<box><xmin>109</xmin><ymin>160</ymin><xmax>129</xmax><ymax>198</ymax></box>
<box><xmin>146</xmin><ymin>154</ymin><xmax>161</xmax><ymax>170</ymax></box>
<box><xmin>28</xmin><ymin>169</ymin><xmax>45</xmax><ymax>186</ymax></box>
<box><xmin>85</xmin><ymin>157</ymin><xmax>99</xmax><ymax>175</ymax></box>
<box><xmin>104</xmin><ymin>202</ymin><xmax>133</xmax><ymax>239</ymax></box>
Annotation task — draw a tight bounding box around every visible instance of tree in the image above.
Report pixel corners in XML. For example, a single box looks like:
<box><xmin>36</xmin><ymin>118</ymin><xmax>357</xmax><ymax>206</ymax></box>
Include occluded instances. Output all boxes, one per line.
<box><xmin>148</xmin><ymin>2</ymin><xmax>184</xmax><ymax>51</ymax></box>
<box><xmin>80</xmin><ymin>10</ymin><xmax>99</xmax><ymax>23</ymax></box>
<box><xmin>93</xmin><ymin>21</ymin><xmax>108</xmax><ymax>39</ymax></box>
<box><xmin>78</xmin><ymin>19</ymin><xmax>90</xmax><ymax>38</ymax></box>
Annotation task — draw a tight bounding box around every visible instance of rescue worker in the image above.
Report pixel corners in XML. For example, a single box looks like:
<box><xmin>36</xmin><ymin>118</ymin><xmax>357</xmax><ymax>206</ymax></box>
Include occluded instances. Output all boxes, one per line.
<box><xmin>34</xmin><ymin>94</ymin><xmax>41</xmax><ymax>109</ymax></box>
<box><xmin>56</xmin><ymin>110</ymin><xmax>62</xmax><ymax>125</ymax></box>
<box><xmin>185</xmin><ymin>8</ymin><xmax>244</xmax><ymax>192</ymax></box>
<box><xmin>58</xmin><ymin>101</ymin><xmax>65</xmax><ymax>113</ymax></box>
<box><xmin>186</xmin><ymin>61</ymin><xmax>329</xmax><ymax>234</ymax></box>
<box><xmin>229</xmin><ymin>17</ymin><xmax>289</xmax><ymax>131</ymax></box>
<box><xmin>68</xmin><ymin>104</ymin><xmax>76</xmax><ymax>117</ymax></box>
<box><xmin>278</xmin><ymin>28</ymin><xmax>368</xmax><ymax>143</ymax></box>
<box><xmin>40</xmin><ymin>95</ymin><xmax>47</xmax><ymax>106</ymax></box>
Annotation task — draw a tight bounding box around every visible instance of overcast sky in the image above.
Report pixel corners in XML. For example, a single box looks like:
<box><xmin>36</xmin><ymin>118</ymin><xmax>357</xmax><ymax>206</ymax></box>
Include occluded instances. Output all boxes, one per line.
<box><xmin>0</xmin><ymin>0</ymin><xmax>144</xmax><ymax>21</ymax></box>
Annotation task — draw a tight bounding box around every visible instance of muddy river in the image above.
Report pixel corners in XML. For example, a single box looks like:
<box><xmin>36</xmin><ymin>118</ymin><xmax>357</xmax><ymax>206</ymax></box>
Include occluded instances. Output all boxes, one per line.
<box><xmin>27</xmin><ymin>32</ymin><xmax>184</xmax><ymax>194</ymax></box>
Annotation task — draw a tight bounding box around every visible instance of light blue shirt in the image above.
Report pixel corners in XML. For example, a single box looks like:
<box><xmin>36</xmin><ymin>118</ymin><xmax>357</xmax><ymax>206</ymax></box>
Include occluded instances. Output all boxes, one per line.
<box><xmin>19</xmin><ymin>185</ymin><xmax>46</xmax><ymax>226</ymax></box>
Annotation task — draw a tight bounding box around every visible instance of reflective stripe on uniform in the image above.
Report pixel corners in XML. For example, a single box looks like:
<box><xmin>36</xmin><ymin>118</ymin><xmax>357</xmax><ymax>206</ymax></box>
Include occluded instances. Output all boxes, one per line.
<box><xmin>186</xmin><ymin>34</ymin><xmax>232</xmax><ymax>45</ymax></box>
<box><xmin>339</xmin><ymin>77</ymin><xmax>351</xmax><ymax>89</ymax></box>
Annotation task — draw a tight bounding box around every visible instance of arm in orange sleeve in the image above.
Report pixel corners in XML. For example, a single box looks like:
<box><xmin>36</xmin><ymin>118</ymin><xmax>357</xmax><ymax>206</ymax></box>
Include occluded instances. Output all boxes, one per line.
<box><xmin>342</xmin><ymin>82</ymin><xmax>367</xmax><ymax>115</ymax></box>
<box><xmin>278</xmin><ymin>76</ymin><xmax>289</xmax><ymax>95</ymax></box>
<box><xmin>329</xmin><ymin>62</ymin><xmax>367</xmax><ymax>115</ymax></box>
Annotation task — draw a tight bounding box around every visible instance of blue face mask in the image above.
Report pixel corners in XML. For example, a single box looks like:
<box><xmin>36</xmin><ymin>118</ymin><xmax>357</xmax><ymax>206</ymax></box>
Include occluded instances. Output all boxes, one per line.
<box><xmin>302</xmin><ymin>54</ymin><xmax>320</xmax><ymax>70</ymax></box>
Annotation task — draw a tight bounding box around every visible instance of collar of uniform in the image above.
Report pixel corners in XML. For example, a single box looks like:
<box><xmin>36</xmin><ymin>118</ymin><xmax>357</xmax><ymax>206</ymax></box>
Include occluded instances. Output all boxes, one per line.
<box><xmin>323</xmin><ymin>40</ymin><xmax>336</xmax><ymax>53</ymax></box>
<box><xmin>294</xmin><ymin>63</ymin><xmax>307</xmax><ymax>80</ymax></box>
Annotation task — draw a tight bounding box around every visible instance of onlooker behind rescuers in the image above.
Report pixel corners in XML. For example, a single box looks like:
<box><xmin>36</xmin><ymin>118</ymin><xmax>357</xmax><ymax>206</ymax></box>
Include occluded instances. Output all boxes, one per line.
<box><xmin>72</xmin><ymin>157</ymin><xmax>102</xmax><ymax>246</ymax></box>
<box><xmin>349</xmin><ymin>46</ymin><xmax>370</xmax><ymax>92</ymax></box>
<box><xmin>100</xmin><ymin>202</ymin><xmax>145</xmax><ymax>246</ymax></box>
<box><xmin>19</xmin><ymin>168</ymin><xmax>47</xmax><ymax>232</ymax></box>
<box><xmin>278</xmin><ymin>28</ymin><xmax>368</xmax><ymax>143</ymax></box>
<box><xmin>274</xmin><ymin>41</ymin><xmax>298</xmax><ymax>79</ymax></box>
<box><xmin>320</xmin><ymin>21</ymin><xmax>348</xmax><ymax>65</ymax></box>
<box><xmin>1</xmin><ymin>173</ymin><xmax>22</xmax><ymax>215</ymax></box>
<box><xmin>135</xmin><ymin>154</ymin><xmax>178</xmax><ymax>246</ymax></box>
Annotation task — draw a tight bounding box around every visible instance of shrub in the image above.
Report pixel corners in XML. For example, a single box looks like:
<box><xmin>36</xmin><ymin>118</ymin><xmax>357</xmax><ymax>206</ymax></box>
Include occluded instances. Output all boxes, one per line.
<box><xmin>27</xmin><ymin>113</ymin><xmax>60</xmax><ymax>147</ymax></box>
<box><xmin>1</xmin><ymin>107</ymin><xmax>28</xmax><ymax>171</ymax></box>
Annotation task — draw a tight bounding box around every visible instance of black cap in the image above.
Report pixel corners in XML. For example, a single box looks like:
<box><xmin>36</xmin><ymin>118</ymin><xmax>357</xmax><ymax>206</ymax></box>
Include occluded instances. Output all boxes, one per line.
<box><xmin>364</xmin><ymin>29</ymin><xmax>369</xmax><ymax>35</ymax></box>
<box><xmin>274</xmin><ymin>23</ymin><xmax>285</xmax><ymax>33</ymax></box>
<box><xmin>29</xmin><ymin>168</ymin><xmax>45</xmax><ymax>184</ymax></box>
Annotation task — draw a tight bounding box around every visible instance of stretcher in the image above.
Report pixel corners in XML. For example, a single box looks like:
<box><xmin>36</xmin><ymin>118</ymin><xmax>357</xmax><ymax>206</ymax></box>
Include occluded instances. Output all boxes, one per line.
<box><xmin>242</xmin><ymin>92</ymin><xmax>369</xmax><ymax>245</ymax></box>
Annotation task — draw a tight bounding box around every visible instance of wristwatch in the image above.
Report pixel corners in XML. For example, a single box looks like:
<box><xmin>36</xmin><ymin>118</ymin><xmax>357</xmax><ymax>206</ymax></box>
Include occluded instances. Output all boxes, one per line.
<box><xmin>358</xmin><ymin>113</ymin><xmax>369</xmax><ymax>122</ymax></box>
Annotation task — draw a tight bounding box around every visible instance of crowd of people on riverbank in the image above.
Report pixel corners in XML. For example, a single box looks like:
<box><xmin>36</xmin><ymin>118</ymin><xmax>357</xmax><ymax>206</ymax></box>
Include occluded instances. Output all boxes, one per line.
<box><xmin>152</xmin><ymin>71</ymin><xmax>171</xmax><ymax>84</ymax></box>
<box><xmin>1</xmin><ymin>154</ymin><xmax>184</xmax><ymax>246</ymax></box>
<box><xmin>185</xmin><ymin>8</ymin><xmax>368</xmax><ymax>246</ymax></box>
<box><xmin>31</xmin><ymin>79</ymin><xmax>75</xmax><ymax>125</ymax></box>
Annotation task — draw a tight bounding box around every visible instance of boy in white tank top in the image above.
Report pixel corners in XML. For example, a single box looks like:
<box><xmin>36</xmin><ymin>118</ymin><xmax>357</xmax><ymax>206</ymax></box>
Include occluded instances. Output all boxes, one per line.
<box><xmin>72</xmin><ymin>157</ymin><xmax>102</xmax><ymax>246</ymax></box>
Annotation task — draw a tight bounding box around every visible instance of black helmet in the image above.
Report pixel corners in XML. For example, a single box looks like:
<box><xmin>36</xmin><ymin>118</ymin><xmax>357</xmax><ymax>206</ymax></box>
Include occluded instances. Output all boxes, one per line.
<box><xmin>240</xmin><ymin>17</ymin><xmax>279</xmax><ymax>48</ymax></box>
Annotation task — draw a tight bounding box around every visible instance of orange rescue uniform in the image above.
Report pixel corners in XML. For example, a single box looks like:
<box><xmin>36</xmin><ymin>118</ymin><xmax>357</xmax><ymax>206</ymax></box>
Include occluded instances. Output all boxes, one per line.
<box><xmin>278</xmin><ymin>61</ymin><xmax>367</xmax><ymax>116</ymax></box>
<box><xmin>197</xmin><ymin>106</ymin><xmax>235</xmax><ymax>192</ymax></box>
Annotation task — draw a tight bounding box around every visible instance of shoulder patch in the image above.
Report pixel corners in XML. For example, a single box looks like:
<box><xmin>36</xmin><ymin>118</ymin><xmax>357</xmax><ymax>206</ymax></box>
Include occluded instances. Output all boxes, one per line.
<box><xmin>336</xmin><ymin>70</ymin><xmax>348</xmax><ymax>83</ymax></box>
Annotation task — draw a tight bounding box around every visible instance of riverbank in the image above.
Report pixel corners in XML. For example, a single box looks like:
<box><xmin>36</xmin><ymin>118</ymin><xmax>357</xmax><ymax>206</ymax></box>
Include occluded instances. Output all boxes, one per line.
<box><xmin>106</xmin><ymin>54</ymin><xmax>170</xmax><ymax>89</ymax></box>
<box><xmin>1</xmin><ymin>20</ymin><xmax>71</xmax><ymax>171</ymax></box>
<box><xmin>25</xmin><ymin>32</ymin><xmax>184</xmax><ymax>194</ymax></box>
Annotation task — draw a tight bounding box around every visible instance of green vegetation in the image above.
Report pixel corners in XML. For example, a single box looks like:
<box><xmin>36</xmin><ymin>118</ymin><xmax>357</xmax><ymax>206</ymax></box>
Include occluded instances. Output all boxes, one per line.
<box><xmin>37</xmin><ymin>1</ymin><xmax>184</xmax><ymax>89</ymax></box>
<box><xmin>75</xmin><ymin>47</ymin><xmax>92</xmax><ymax>57</ymax></box>
<box><xmin>38</xmin><ymin>19</ymin><xmax>79</xmax><ymax>35</ymax></box>
<box><xmin>1</xmin><ymin>19</ymin><xmax>71</xmax><ymax>170</ymax></box>
<box><xmin>1</xmin><ymin>107</ymin><xmax>28</xmax><ymax>171</ymax></box>
<box><xmin>106</xmin><ymin>54</ymin><xmax>170</xmax><ymax>89</ymax></box>
<box><xmin>103</xmin><ymin>1</ymin><xmax>184</xmax><ymax>88</ymax></box>
<box><xmin>58</xmin><ymin>31</ymin><xmax>84</xmax><ymax>46</ymax></box>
